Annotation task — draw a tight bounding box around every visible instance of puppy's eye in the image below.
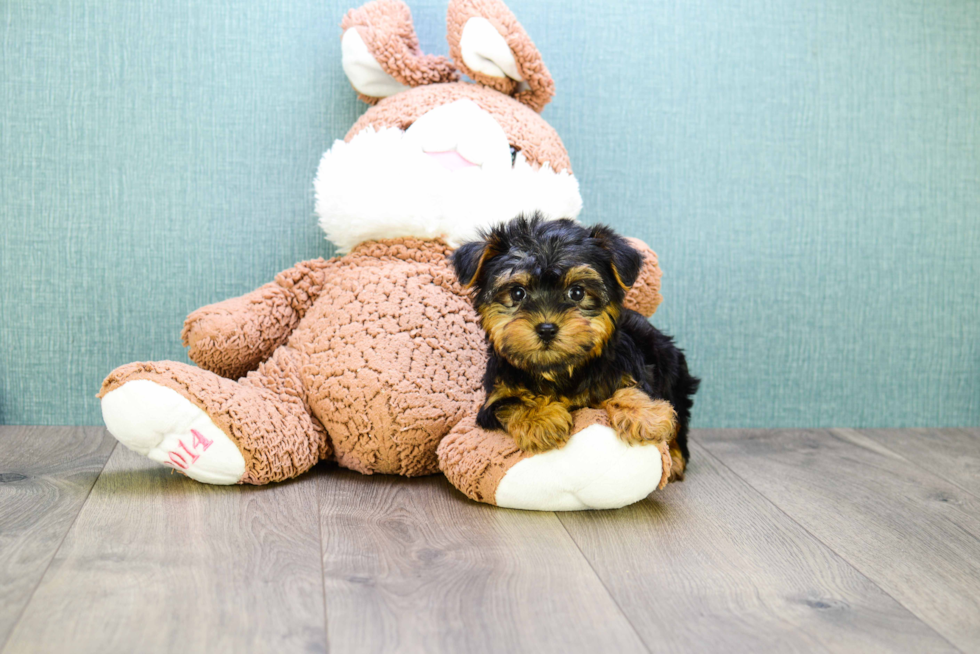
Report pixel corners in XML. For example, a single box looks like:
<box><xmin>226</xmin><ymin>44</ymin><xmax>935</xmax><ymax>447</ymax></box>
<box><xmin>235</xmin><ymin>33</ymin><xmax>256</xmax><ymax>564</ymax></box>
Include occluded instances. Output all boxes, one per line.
<box><xmin>509</xmin><ymin>145</ymin><xmax>519</xmax><ymax>165</ymax></box>
<box><xmin>509</xmin><ymin>286</ymin><xmax>526</xmax><ymax>303</ymax></box>
<box><xmin>567</xmin><ymin>285</ymin><xmax>585</xmax><ymax>302</ymax></box>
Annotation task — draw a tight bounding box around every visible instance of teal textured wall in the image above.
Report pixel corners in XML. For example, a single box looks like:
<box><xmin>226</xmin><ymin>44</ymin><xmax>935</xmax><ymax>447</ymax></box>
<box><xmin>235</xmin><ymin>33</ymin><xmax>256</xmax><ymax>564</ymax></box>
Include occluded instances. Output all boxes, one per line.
<box><xmin>1</xmin><ymin>0</ymin><xmax>978</xmax><ymax>427</ymax></box>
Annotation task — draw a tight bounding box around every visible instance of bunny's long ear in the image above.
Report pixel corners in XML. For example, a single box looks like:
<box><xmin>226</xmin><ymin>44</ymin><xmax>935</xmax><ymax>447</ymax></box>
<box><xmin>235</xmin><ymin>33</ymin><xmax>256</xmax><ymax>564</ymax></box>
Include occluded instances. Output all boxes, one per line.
<box><xmin>341</xmin><ymin>0</ymin><xmax>459</xmax><ymax>104</ymax></box>
<box><xmin>446</xmin><ymin>0</ymin><xmax>555</xmax><ymax>112</ymax></box>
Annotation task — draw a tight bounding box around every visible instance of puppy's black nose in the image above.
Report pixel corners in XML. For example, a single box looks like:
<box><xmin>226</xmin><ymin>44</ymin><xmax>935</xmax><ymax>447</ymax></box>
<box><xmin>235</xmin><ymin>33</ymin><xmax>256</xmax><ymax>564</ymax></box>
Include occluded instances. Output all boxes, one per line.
<box><xmin>535</xmin><ymin>322</ymin><xmax>559</xmax><ymax>341</ymax></box>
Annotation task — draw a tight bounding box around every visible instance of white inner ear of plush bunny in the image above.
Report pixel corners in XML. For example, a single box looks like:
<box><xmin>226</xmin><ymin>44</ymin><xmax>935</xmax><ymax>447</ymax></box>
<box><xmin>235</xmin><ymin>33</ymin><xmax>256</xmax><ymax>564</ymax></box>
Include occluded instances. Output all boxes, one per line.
<box><xmin>341</xmin><ymin>28</ymin><xmax>410</xmax><ymax>98</ymax></box>
<box><xmin>459</xmin><ymin>17</ymin><xmax>525</xmax><ymax>83</ymax></box>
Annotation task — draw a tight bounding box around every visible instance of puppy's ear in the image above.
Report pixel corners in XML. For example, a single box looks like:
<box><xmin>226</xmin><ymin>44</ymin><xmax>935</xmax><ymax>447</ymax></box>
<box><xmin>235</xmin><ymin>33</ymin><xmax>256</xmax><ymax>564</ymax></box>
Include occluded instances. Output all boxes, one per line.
<box><xmin>590</xmin><ymin>225</ymin><xmax>644</xmax><ymax>291</ymax></box>
<box><xmin>452</xmin><ymin>238</ymin><xmax>500</xmax><ymax>289</ymax></box>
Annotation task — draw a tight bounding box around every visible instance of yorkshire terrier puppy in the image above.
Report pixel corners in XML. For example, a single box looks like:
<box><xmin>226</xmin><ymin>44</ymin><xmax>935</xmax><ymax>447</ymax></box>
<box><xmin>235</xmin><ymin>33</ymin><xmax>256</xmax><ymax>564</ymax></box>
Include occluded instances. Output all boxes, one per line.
<box><xmin>452</xmin><ymin>214</ymin><xmax>699</xmax><ymax>479</ymax></box>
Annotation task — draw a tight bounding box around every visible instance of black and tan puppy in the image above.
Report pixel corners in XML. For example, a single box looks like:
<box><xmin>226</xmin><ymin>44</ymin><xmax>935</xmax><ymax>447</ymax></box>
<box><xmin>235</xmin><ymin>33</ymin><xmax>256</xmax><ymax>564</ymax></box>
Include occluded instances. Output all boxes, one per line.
<box><xmin>452</xmin><ymin>214</ymin><xmax>699</xmax><ymax>479</ymax></box>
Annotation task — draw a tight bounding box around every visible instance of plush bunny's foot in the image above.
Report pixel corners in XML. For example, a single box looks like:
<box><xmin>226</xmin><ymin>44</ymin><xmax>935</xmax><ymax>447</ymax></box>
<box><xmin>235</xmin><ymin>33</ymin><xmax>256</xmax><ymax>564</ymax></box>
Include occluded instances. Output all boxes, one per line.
<box><xmin>102</xmin><ymin>379</ymin><xmax>246</xmax><ymax>485</ymax></box>
<box><xmin>99</xmin><ymin>353</ymin><xmax>330</xmax><ymax>485</ymax></box>
<box><xmin>439</xmin><ymin>409</ymin><xmax>671</xmax><ymax>511</ymax></box>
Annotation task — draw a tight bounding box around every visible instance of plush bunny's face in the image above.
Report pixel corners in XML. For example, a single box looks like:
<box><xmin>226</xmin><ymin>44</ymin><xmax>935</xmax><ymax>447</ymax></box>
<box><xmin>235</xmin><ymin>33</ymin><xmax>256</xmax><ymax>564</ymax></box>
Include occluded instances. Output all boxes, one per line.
<box><xmin>314</xmin><ymin>0</ymin><xmax>583</xmax><ymax>252</ymax></box>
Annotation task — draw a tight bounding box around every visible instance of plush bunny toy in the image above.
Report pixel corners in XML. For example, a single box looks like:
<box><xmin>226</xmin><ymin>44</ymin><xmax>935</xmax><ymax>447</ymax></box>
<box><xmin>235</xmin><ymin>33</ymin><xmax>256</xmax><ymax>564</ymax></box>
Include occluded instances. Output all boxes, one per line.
<box><xmin>99</xmin><ymin>0</ymin><xmax>675</xmax><ymax>510</ymax></box>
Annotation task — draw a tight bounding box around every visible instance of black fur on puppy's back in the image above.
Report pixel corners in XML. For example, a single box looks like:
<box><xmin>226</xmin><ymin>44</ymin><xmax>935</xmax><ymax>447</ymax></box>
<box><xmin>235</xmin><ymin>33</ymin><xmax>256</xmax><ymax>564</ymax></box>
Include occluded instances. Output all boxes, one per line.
<box><xmin>615</xmin><ymin>310</ymin><xmax>700</xmax><ymax>461</ymax></box>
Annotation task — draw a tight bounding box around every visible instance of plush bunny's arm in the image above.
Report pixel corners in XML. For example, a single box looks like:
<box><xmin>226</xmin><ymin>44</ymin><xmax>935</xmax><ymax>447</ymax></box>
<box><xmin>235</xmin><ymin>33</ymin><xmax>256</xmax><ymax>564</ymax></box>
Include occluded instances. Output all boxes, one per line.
<box><xmin>181</xmin><ymin>258</ymin><xmax>337</xmax><ymax>379</ymax></box>
<box><xmin>623</xmin><ymin>238</ymin><xmax>664</xmax><ymax>318</ymax></box>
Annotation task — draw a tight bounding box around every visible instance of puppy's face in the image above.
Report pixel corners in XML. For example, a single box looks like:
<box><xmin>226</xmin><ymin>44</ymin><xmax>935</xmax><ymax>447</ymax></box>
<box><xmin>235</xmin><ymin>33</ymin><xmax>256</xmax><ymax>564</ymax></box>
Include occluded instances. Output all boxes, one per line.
<box><xmin>453</xmin><ymin>215</ymin><xmax>643</xmax><ymax>376</ymax></box>
<box><xmin>478</xmin><ymin>264</ymin><xmax>618</xmax><ymax>374</ymax></box>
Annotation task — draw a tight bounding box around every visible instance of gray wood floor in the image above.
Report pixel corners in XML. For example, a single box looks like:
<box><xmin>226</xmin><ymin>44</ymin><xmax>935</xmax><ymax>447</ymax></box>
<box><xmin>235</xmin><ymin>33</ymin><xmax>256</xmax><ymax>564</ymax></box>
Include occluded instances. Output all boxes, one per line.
<box><xmin>1</xmin><ymin>426</ymin><xmax>978</xmax><ymax>653</ymax></box>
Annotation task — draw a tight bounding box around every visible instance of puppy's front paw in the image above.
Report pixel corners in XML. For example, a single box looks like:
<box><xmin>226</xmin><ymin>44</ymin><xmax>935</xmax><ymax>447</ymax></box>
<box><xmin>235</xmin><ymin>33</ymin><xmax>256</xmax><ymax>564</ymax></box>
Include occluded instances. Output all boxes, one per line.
<box><xmin>502</xmin><ymin>399</ymin><xmax>574</xmax><ymax>454</ymax></box>
<box><xmin>603</xmin><ymin>387</ymin><xmax>678</xmax><ymax>447</ymax></box>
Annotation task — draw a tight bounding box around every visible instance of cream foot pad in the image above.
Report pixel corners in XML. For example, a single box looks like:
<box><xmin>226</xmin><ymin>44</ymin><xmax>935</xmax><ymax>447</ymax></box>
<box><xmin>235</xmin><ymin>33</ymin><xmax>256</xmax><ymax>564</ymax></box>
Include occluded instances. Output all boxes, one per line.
<box><xmin>494</xmin><ymin>424</ymin><xmax>665</xmax><ymax>510</ymax></box>
<box><xmin>101</xmin><ymin>379</ymin><xmax>246</xmax><ymax>485</ymax></box>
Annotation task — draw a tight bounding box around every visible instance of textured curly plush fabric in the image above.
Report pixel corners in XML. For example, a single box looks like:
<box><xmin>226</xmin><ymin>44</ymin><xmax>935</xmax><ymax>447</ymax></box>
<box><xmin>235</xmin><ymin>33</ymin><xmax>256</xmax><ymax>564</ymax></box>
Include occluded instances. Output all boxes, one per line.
<box><xmin>293</xmin><ymin>238</ymin><xmax>487</xmax><ymax>475</ymax></box>
<box><xmin>98</xmin><ymin>352</ymin><xmax>331</xmax><ymax>485</ymax></box>
<box><xmin>623</xmin><ymin>238</ymin><xmax>663</xmax><ymax>317</ymax></box>
<box><xmin>436</xmin><ymin>408</ymin><xmax>597</xmax><ymax>504</ymax></box>
<box><xmin>181</xmin><ymin>258</ymin><xmax>338</xmax><ymax>380</ymax></box>
<box><xmin>102</xmin><ymin>238</ymin><xmax>488</xmax><ymax>482</ymax></box>
<box><xmin>100</xmin><ymin>236</ymin><xmax>666</xmax><ymax>485</ymax></box>
<box><xmin>446</xmin><ymin>0</ymin><xmax>555</xmax><ymax>112</ymax></box>
<box><xmin>438</xmin><ymin>408</ymin><xmax>673</xmax><ymax>506</ymax></box>
<box><xmin>339</xmin><ymin>0</ymin><xmax>555</xmax><ymax>113</ymax></box>
<box><xmin>345</xmin><ymin>82</ymin><xmax>572</xmax><ymax>173</ymax></box>
<box><xmin>437</xmin><ymin>409</ymin><xmax>525</xmax><ymax>504</ymax></box>
<box><xmin>341</xmin><ymin>0</ymin><xmax>459</xmax><ymax>104</ymax></box>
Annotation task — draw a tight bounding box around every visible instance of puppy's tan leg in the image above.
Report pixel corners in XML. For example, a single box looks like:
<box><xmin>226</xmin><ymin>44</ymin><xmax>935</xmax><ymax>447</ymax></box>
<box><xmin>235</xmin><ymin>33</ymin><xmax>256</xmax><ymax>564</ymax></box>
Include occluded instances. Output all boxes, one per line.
<box><xmin>667</xmin><ymin>441</ymin><xmax>686</xmax><ymax>482</ymax></box>
<box><xmin>602</xmin><ymin>387</ymin><xmax>678</xmax><ymax>447</ymax></box>
<box><xmin>497</xmin><ymin>395</ymin><xmax>574</xmax><ymax>454</ymax></box>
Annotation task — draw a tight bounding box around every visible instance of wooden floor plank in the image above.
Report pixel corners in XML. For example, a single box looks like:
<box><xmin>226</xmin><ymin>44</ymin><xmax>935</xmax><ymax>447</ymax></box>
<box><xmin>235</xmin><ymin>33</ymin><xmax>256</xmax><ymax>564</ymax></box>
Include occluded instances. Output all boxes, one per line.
<box><xmin>697</xmin><ymin>428</ymin><xmax>980</xmax><ymax>653</ymax></box>
<box><xmin>0</xmin><ymin>426</ymin><xmax>114</xmax><ymax>649</ymax></box>
<box><xmin>558</xmin><ymin>440</ymin><xmax>956</xmax><ymax>654</ymax></box>
<box><xmin>316</xmin><ymin>467</ymin><xmax>649</xmax><ymax>654</ymax></box>
<box><xmin>3</xmin><ymin>441</ymin><xmax>327</xmax><ymax>654</ymax></box>
<box><xmin>7</xmin><ymin>427</ymin><xmax>977</xmax><ymax>652</ymax></box>
<box><xmin>858</xmin><ymin>428</ymin><xmax>980</xmax><ymax>497</ymax></box>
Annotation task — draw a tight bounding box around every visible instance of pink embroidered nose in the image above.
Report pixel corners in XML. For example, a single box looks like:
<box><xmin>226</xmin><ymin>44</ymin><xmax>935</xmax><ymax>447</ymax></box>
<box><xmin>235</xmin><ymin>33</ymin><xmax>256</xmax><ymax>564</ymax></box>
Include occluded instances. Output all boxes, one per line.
<box><xmin>426</xmin><ymin>150</ymin><xmax>478</xmax><ymax>172</ymax></box>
